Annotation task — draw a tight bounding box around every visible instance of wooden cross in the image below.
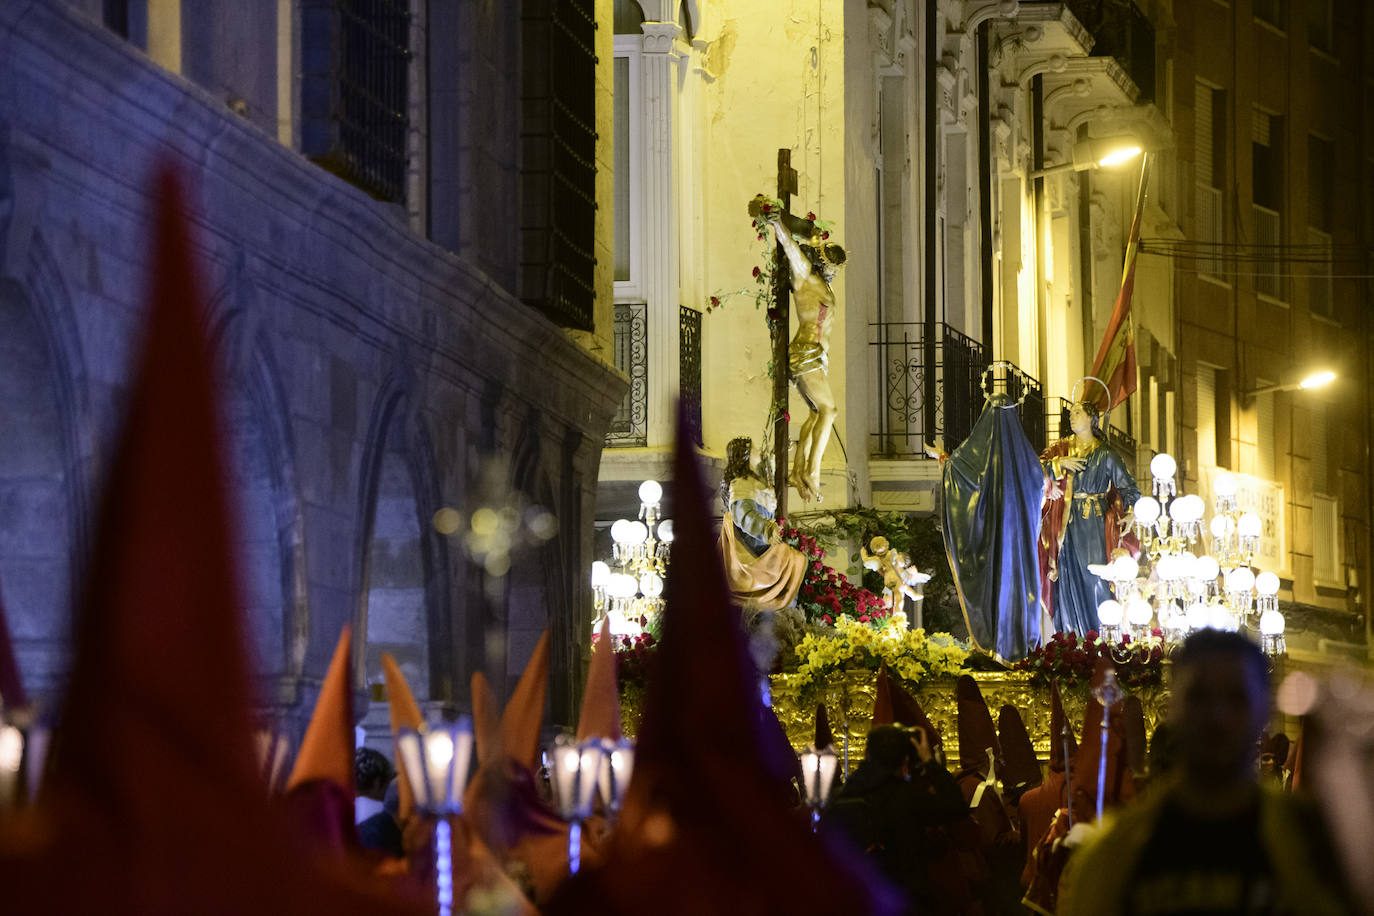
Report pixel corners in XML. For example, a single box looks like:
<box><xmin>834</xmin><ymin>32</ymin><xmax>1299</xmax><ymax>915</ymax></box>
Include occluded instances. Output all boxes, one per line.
<box><xmin>773</xmin><ymin>148</ymin><xmax>798</xmax><ymax>516</ymax></box>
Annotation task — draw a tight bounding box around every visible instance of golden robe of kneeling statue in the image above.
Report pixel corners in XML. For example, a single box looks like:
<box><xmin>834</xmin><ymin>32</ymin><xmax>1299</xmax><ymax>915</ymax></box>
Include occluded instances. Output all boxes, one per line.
<box><xmin>717</xmin><ymin>437</ymin><xmax>807</xmax><ymax>611</ymax></box>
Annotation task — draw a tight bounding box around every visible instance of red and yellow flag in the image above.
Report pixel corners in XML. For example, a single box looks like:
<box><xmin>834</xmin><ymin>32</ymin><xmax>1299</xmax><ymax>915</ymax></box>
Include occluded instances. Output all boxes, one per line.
<box><xmin>1089</xmin><ymin>155</ymin><xmax>1150</xmax><ymax>410</ymax></box>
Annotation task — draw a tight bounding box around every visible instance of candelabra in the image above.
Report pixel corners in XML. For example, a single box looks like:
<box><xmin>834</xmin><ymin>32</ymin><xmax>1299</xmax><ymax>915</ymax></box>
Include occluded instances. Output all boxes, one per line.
<box><xmin>1092</xmin><ymin>457</ymin><xmax>1285</xmax><ymax>655</ymax></box>
<box><xmin>592</xmin><ymin>480</ymin><xmax>673</xmax><ymax>638</ymax></box>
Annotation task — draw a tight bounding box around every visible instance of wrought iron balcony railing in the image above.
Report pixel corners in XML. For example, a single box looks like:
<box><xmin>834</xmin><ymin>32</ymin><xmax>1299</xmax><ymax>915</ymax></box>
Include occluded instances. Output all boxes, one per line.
<box><xmin>607</xmin><ymin>303</ymin><xmax>647</xmax><ymax>447</ymax></box>
<box><xmin>870</xmin><ymin>323</ymin><xmax>1045</xmax><ymax>458</ymax></box>
<box><xmin>1045</xmin><ymin>396</ymin><xmax>1139</xmax><ymax>463</ymax></box>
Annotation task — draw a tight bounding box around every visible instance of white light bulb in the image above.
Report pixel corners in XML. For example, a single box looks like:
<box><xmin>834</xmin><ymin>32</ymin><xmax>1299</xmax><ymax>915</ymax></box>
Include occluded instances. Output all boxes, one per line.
<box><xmin>1150</xmin><ymin>453</ymin><xmax>1177</xmax><ymax>481</ymax></box>
<box><xmin>590</xmin><ymin>561</ymin><xmax>610</xmax><ymax>588</ymax></box>
<box><xmin>1208</xmin><ymin>604</ymin><xmax>1236</xmax><ymax>631</ymax></box>
<box><xmin>1112</xmin><ymin>555</ymin><xmax>1140</xmax><ymax>581</ymax></box>
<box><xmin>657</xmin><ymin>519</ymin><xmax>674</xmax><ymax>543</ymax></box>
<box><xmin>638</xmin><ymin>479</ymin><xmax>663</xmax><ymax>505</ymax></box>
<box><xmin>1126</xmin><ymin>597</ymin><xmax>1154</xmax><ymax>626</ymax></box>
<box><xmin>1195</xmin><ymin>555</ymin><xmax>1220</xmax><ymax>582</ymax></box>
<box><xmin>1210</xmin><ymin>515</ymin><xmax>1232</xmax><ymax>539</ymax></box>
<box><xmin>1259</xmin><ymin>609</ymin><xmax>1286</xmax><ymax>636</ymax></box>
<box><xmin>1213</xmin><ymin>473</ymin><xmax>1238</xmax><ymax>498</ymax></box>
<box><xmin>1227</xmin><ymin>566</ymin><xmax>1255</xmax><ymax>593</ymax></box>
<box><xmin>1238</xmin><ymin>512</ymin><xmax>1262</xmax><ymax>539</ymax></box>
<box><xmin>626</xmin><ymin>521</ymin><xmax>649</xmax><ymax>546</ymax></box>
<box><xmin>1133</xmin><ymin>496</ymin><xmax>1161</xmax><ymax>525</ymax></box>
<box><xmin>427</xmin><ymin>732</ymin><xmax>454</xmax><ymax>770</ymax></box>
<box><xmin>1185</xmin><ymin>602</ymin><xmax>1210</xmax><ymax>630</ymax></box>
<box><xmin>610</xmin><ymin>519</ymin><xmax>631</xmax><ymax>545</ymax></box>
<box><xmin>1255</xmin><ymin>571</ymin><xmax>1280</xmax><ymax>596</ymax></box>
<box><xmin>639</xmin><ymin>572</ymin><xmax>663</xmax><ymax>598</ymax></box>
<box><xmin>1097</xmin><ymin>599</ymin><xmax>1124</xmax><ymax>626</ymax></box>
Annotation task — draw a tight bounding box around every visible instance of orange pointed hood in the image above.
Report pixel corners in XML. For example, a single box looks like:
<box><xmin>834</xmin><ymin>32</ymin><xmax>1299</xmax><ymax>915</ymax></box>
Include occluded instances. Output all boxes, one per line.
<box><xmin>287</xmin><ymin>626</ymin><xmax>355</xmax><ymax>792</ymax></box>
<box><xmin>501</xmin><ymin>631</ymin><xmax>550</xmax><ymax>771</ymax></box>
<box><xmin>381</xmin><ymin>653</ymin><xmax>424</xmax><ymax>823</ymax></box>
<box><xmin>576</xmin><ymin>618</ymin><xmax>621</xmax><ymax>742</ymax></box>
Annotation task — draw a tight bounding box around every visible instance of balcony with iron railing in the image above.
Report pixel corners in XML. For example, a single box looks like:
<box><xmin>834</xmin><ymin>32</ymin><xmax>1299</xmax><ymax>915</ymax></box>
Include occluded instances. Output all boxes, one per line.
<box><xmin>870</xmin><ymin>323</ymin><xmax>1045</xmax><ymax>458</ymax></box>
<box><xmin>606</xmin><ymin>304</ymin><xmax>702</xmax><ymax>448</ymax></box>
<box><xmin>1062</xmin><ymin>0</ymin><xmax>1157</xmax><ymax>102</ymax></box>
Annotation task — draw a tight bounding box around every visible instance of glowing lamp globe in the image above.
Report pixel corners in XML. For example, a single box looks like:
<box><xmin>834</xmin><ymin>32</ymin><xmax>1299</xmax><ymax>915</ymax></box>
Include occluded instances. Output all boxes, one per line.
<box><xmin>1195</xmin><ymin>555</ymin><xmax>1221</xmax><ymax>582</ymax></box>
<box><xmin>1255</xmin><ymin>571</ymin><xmax>1280</xmax><ymax>596</ymax></box>
<box><xmin>1125</xmin><ymin>597</ymin><xmax>1154</xmax><ymax>627</ymax></box>
<box><xmin>1097</xmin><ymin>599</ymin><xmax>1124</xmax><ymax>626</ymax></box>
<box><xmin>1213</xmin><ymin>473</ymin><xmax>1238</xmax><ymax>498</ymax></box>
<box><xmin>1176</xmin><ymin>552</ymin><xmax>1199</xmax><ymax>579</ymax></box>
<box><xmin>638</xmin><ymin>479</ymin><xmax>663</xmax><ymax>505</ymax></box>
<box><xmin>1208</xmin><ymin>605</ymin><xmax>1236</xmax><ymax>631</ymax></box>
<box><xmin>590</xmin><ymin>561</ymin><xmax>610</xmax><ymax>588</ymax></box>
<box><xmin>1111</xmin><ymin>555</ymin><xmax>1140</xmax><ymax>581</ymax></box>
<box><xmin>396</xmin><ymin>718</ymin><xmax>477</xmax><ymax>816</ymax></box>
<box><xmin>1150</xmin><ymin>453</ymin><xmax>1177</xmax><ymax>481</ymax></box>
<box><xmin>657</xmin><ymin>519</ymin><xmax>674</xmax><ymax>543</ymax></box>
<box><xmin>1133</xmin><ymin>496</ymin><xmax>1161</xmax><ymax>525</ymax></box>
<box><xmin>1180</xmin><ymin>494</ymin><xmax>1207</xmax><ymax>522</ymax></box>
<box><xmin>1185</xmin><ymin>602</ymin><xmax>1210</xmax><ymax>630</ymax></box>
<box><xmin>1210</xmin><ymin>515</ymin><xmax>1234</xmax><ymax>539</ymax></box>
<box><xmin>1237</xmin><ymin>513</ymin><xmax>1262</xmax><ymax>539</ymax></box>
<box><xmin>607</xmin><ymin>573</ymin><xmax>638</xmax><ymax>599</ymax></box>
<box><xmin>1155</xmin><ymin>554</ymin><xmax>1178</xmax><ymax>581</ymax></box>
<box><xmin>638</xmin><ymin>572</ymin><xmax>664</xmax><ymax>598</ymax></box>
<box><xmin>610</xmin><ymin>519</ymin><xmax>632</xmax><ymax>545</ymax></box>
<box><xmin>1226</xmin><ymin>566</ymin><xmax>1255</xmax><ymax>593</ymax></box>
<box><xmin>1259</xmin><ymin>609</ymin><xmax>1286</xmax><ymax>636</ymax></box>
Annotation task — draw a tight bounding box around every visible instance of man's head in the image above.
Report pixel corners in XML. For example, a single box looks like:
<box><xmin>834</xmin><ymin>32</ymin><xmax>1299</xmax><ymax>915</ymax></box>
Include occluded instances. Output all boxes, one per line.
<box><xmin>1068</xmin><ymin>401</ymin><xmax>1104</xmax><ymax>439</ymax></box>
<box><xmin>354</xmin><ymin>746</ymin><xmax>394</xmax><ymax>801</ymax></box>
<box><xmin>1169</xmin><ymin>630</ymin><xmax>1270</xmax><ymax>786</ymax></box>
<box><xmin>801</xmin><ymin>239</ymin><xmax>846</xmax><ymax>283</ymax></box>
<box><xmin>865</xmin><ymin>725</ymin><xmax>918</xmax><ymax>776</ymax></box>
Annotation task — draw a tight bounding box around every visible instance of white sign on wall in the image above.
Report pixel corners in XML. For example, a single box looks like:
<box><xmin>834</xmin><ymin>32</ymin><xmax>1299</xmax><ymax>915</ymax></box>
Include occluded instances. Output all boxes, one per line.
<box><xmin>1202</xmin><ymin>467</ymin><xmax>1289</xmax><ymax>578</ymax></box>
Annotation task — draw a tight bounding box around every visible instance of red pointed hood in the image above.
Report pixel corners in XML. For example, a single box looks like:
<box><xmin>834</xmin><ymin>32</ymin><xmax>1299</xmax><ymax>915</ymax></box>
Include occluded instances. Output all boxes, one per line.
<box><xmin>956</xmin><ymin>675</ymin><xmax>1001</xmax><ymax>777</ymax></box>
<box><xmin>547</xmin><ymin>406</ymin><xmax>904</xmax><ymax>916</ymax></box>
<box><xmin>0</xmin><ymin>166</ymin><xmax>426</xmax><ymax>914</ymax></box>
<box><xmin>1049</xmin><ymin>679</ymin><xmax>1076</xmax><ymax>772</ymax></box>
<box><xmin>872</xmin><ymin>667</ymin><xmax>943</xmax><ymax>752</ymax></box>
<box><xmin>998</xmin><ymin>703</ymin><xmax>1043</xmax><ymax>796</ymax></box>
<box><xmin>814</xmin><ymin>702</ymin><xmax>834</xmax><ymax>750</ymax></box>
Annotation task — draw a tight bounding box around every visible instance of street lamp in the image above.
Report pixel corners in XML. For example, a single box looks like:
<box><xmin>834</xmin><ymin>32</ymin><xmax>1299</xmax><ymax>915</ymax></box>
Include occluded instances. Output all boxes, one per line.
<box><xmin>1029</xmin><ymin>136</ymin><xmax>1144</xmax><ymax>179</ymax></box>
<box><xmin>397</xmin><ymin>718</ymin><xmax>478</xmax><ymax>916</ymax></box>
<box><xmin>1243</xmin><ymin>368</ymin><xmax>1336</xmax><ymax>399</ymax></box>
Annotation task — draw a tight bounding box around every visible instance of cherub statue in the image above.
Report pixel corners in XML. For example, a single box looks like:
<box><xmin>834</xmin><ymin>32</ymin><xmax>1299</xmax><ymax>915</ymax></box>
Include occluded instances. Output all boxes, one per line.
<box><xmin>861</xmin><ymin>536</ymin><xmax>931</xmax><ymax>615</ymax></box>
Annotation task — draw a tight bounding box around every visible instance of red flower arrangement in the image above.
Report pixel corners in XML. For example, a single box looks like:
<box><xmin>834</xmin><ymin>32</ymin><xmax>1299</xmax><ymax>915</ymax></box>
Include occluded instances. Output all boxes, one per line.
<box><xmin>779</xmin><ymin>523</ymin><xmax>890</xmax><ymax>625</ymax></box>
<box><xmin>1013</xmin><ymin>630</ymin><xmax>1165</xmax><ymax>689</ymax></box>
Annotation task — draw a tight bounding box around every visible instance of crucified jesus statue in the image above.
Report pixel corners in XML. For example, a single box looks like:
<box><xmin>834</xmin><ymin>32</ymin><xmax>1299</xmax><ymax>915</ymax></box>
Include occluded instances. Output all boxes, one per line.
<box><xmin>768</xmin><ymin>216</ymin><xmax>846</xmax><ymax>502</ymax></box>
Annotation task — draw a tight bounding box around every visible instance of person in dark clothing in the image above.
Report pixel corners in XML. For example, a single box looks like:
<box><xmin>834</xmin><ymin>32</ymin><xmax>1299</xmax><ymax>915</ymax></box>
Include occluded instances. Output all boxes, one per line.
<box><xmin>823</xmin><ymin>725</ymin><xmax>968</xmax><ymax>911</ymax></box>
<box><xmin>356</xmin><ymin>778</ymin><xmax>403</xmax><ymax>859</ymax></box>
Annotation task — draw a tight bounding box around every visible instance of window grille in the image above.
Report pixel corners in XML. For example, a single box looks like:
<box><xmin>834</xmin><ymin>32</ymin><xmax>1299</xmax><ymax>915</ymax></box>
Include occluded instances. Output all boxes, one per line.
<box><xmin>301</xmin><ymin>0</ymin><xmax>412</xmax><ymax>204</ymax></box>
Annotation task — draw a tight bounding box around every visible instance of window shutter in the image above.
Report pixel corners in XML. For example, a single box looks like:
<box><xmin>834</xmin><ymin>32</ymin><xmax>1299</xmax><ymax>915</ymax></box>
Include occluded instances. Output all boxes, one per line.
<box><xmin>1256</xmin><ymin>391</ymin><xmax>1275</xmax><ymax>482</ymax></box>
<box><xmin>1197</xmin><ymin>366</ymin><xmax>1217</xmax><ymax>469</ymax></box>
<box><xmin>520</xmin><ymin>0</ymin><xmax>598</xmax><ymax>330</ymax></box>
<box><xmin>1195</xmin><ymin>82</ymin><xmax>1213</xmax><ymax>187</ymax></box>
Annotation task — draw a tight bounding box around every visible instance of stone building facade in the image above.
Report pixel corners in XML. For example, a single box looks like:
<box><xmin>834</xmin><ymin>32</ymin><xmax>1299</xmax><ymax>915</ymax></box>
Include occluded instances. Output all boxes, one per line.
<box><xmin>0</xmin><ymin>0</ymin><xmax>624</xmax><ymax>739</ymax></box>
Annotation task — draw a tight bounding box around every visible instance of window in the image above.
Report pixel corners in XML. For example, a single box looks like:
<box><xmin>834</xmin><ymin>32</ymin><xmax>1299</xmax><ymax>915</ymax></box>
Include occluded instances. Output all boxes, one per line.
<box><xmin>1307</xmin><ymin>0</ymin><xmax>1333</xmax><ymax>52</ymax></box>
<box><xmin>1197</xmin><ymin>365</ymin><xmax>1217</xmax><ymax>469</ymax></box>
<box><xmin>879</xmin><ymin>76</ymin><xmax>907</xmax><ymax>324</ymax></box>
<box><xmin>519</xmin><ymin>0</ymin><xmax>598</xmax><ymax>330</ymax></box>
<box><xmin>301</xmin><ymin>0</ymin><xmax>412</xmax><ymax>204</ymax></box>
<box><xmin>1194</xmin><ymin>83</ymin><xmax>1226</xmax><ymax>273</ymax></box>
<box><xmin>1254</xmin><ymin>0</ymin><xmax>1284</xmax><ymax>29</ymax></box>
<box><xmin>1252</xmin><ymin>110</ymin><xmax>1284</xmax><ymax>299</ymax></box>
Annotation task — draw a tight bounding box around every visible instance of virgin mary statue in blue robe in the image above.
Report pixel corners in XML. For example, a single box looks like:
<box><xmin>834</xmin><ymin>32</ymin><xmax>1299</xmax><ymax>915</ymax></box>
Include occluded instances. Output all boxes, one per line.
<box><xmin>940</xmin><ymin>393</ymin><xmax>1045</xmax><ymax>662</ymax></box>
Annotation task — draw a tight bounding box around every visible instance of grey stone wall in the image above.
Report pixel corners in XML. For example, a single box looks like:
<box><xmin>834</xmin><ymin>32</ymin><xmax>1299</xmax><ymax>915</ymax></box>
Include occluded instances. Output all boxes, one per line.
<box><xmin>0</xmin><ymin>3</ymin><xmax>624</xmax><ymax>737</ymax></box>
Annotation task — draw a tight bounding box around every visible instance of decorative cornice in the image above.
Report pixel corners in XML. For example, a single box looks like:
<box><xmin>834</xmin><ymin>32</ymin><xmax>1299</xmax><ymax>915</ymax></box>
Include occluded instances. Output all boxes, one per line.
<box><xmin>959</xmin><ymin>0</ymin><xmax>1019</xmax><ymax>33</ymax></box>
<box><xmin>640</xmin><ymin>21</ymin><xmax>681</xmax><ymax>54</ymax></box>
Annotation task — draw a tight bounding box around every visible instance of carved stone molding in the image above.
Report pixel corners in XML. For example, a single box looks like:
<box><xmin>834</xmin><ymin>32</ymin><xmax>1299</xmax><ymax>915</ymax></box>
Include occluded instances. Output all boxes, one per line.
<box><xmin>640</xmin><ymin>21</ymin><xmax>681</xmax><ymax>54</ymax></box>
<box><xmin>959</xmin><ymin>0</ymin><xmax>1019</xmax><ymax>33</ymax></box>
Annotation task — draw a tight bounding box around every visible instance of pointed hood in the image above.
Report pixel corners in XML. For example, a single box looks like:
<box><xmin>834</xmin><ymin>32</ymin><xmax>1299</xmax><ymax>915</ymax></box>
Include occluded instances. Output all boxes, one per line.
<box><xmin>501</xmin><ymin>631</ymin><xmax>549</xmax><ymax>771</ymax></box>
<box><xmin>1067</xmin><ymin>660</ymin><xmax>1136</xmax><ymax>822</ymax></box>
<box><xmin>998</xmin><ymin>703</ymin><xmax>1042</xmax><ymax>797</ymax></box>
<box><xmin>576</xmin><ymin>618</ymin><xmax>621</xmax><ymax>742</ymax></box>
<box><xmin>0</xmin><ymin>582</ymin><xmax>28</xmax><ymax>712</ymax></box>
<box><xmin>0</xmin><ymin>165</ymin><xmax>426</xmax><ymax>914</ymax></box>
<box><xmin>287</xmin><ymin>626</ymin><xmax>355</xmax><ymax>792</ymax></box>
<box><xmin>814</xmin><ymin>702</ymin><xmax>834</xmax><ymax>750</ymax></box>
<box><xmin>1049</xmin><ymin>679</ymin><xmax>1076</xmax><ymax>772</ymax></box>
<box><xmin>381</xmin><ymin>653</ymin><xmax>424</xmax><ymax>824</ymax></box>
<box><xmin>956</xmin><ymin>675</ymin><xmax>1001</xmax><ymax>777</ymax></box>
<box><xmin>871</xmin><ymin>667</ymin><xmax>943</xmax><ymax>751</ymax></box>
<box><xmin>548</xmin><ymin>405</ymin><xmax>903</xmax><ymax>916</ymax></box>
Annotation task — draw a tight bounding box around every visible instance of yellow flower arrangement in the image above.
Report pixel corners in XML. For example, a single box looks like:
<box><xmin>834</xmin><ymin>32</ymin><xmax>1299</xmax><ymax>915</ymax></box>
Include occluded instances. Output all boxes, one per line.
<box><xmin>793</xmin><ymin>612</ymin><xmax>969</xmax><ymax>689</ymax></box>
